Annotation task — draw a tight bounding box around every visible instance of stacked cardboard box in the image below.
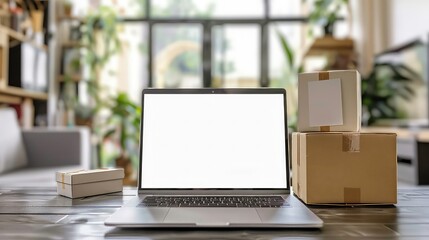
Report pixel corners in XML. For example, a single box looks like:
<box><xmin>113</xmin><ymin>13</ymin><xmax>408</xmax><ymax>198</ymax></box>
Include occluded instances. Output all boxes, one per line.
<box><xmin>292</xmin><ymin>70</ymin><xmax>397</xmax><ymax>205</ymax></box>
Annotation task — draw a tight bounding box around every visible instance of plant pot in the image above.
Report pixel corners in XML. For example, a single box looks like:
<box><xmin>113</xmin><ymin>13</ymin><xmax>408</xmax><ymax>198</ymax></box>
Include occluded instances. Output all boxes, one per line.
<box><xmin>75</xmin><ymin>117</ymin><xmax>92</xmax><ymax>128</ymax></box>
<box><xmin>115</xmin><ymin>155</ymin><xmax>136</xmax><ymax>186</ymax></box>
<box><xmin>63</xmin><ymin>4</ymin><xmax>73</xmax><ymax>17</ymax></box>
<box><xmin>323</xmin><ymin>22</ymin><xmax>334</xmax><ymax>36</ymax></box>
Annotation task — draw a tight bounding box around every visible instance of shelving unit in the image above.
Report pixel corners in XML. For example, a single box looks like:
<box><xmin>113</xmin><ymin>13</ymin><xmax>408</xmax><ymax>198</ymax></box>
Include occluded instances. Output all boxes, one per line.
<box><xmin>305</xmin><ymin>37</ymin><xmax>354</xmax><ymax>56</ymax></box>
<box><xmin>0</xmin><ymin>94</ymin><xmax>20</xmax><ymax>104</ymax></box>
<box><xmin>0</xmin><ymin>85</ymin><xmax>48</xmax><ymax>128</ymax></box>
<box><xmin>0</xmin><ymin>1</ymin><xmax>49</xmax><ymax>128</ymax></box>
<box><xmin>61</xmin><ymin>41</ymin><xmax>86</xmax><ymax>48</ymax></box>
<box><xmin>0</xmin><ymin>25</ymin><xmax>47</xmax><ymax>51</ymax></box>
<box><xmin>304</xmin><ymin>37</ymin><xmax>355</xmax><ymax>70</ymax></box>
<box><xmin>0</xmin><ymin>86</ymin><xmax>48</xmax><ymax>100</ymax></box>
<box><xmin>44</xmin><ymin>0</ymin><xmax>87</xmax><ymax>128</ymax></box>
<box><xmin>57</xmin><ymin>16</ymin><xmax>85</xmax><ymax>23</ymax></box>
<box><xmin>57</xmin><ymin>74</ymin><xmax>82</xmax><ymax>83</ymax></box>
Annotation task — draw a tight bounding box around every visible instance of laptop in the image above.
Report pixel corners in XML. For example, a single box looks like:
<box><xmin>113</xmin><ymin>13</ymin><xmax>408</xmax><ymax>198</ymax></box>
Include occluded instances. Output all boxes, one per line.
<box><xmin>105</xmin><ymin>88</ymin><xmax>323</xmax><ymax>228</ymax></box>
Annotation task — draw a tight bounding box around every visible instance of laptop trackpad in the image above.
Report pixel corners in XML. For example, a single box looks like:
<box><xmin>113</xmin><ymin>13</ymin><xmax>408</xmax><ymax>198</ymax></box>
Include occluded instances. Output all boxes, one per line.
<box><xmin>164</xmin><ymin>208</ymin><xmax>262</xmax><ymax>226</ymax></box>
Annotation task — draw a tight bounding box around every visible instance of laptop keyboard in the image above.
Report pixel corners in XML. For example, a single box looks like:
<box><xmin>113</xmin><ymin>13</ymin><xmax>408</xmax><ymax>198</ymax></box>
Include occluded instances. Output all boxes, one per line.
<box><xmin>139</xmin><ymin>196</ymin><xmax>288</xmax><ymax>208</ymax></box>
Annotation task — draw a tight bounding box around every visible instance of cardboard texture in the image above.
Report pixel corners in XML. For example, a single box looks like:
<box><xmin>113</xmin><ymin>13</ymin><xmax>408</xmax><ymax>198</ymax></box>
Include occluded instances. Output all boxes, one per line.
<box><xmin>291</xmin><ymin>132</ymin><xmax>397</xmax><ymax>205</ymax></box>
<box><xmin>56</xmin><ymin>169</ymin><xmax>124</xmax><ymax>198</ymax></box>
<box><xmin>298</xmin><ymin>70</ymin><xmax>361</xmax><ymax>132</ymax></box>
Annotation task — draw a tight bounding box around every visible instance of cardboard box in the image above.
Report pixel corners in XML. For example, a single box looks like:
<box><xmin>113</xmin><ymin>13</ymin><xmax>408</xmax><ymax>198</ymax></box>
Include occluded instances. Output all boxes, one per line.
<box><xmin>298</xmin><ymin>70</ymin><xmax>361</xmax><ymax>132</ymax></box>
<box><xmin>56</xmin><ymin>168</ymin><xmax>124</xmax><ymax>198</ymax></box>
<box><xmin>291</xmin><ymin>132</ymin><xmax>397</xmax><ymax>205</ymax></box>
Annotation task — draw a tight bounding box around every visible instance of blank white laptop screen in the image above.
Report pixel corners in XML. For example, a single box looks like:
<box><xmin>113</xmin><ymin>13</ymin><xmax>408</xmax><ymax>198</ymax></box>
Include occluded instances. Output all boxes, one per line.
<box><xmin>140</xmin><ymin>93</ymin><xmax>287</xmax><ymax>189</ymax></box>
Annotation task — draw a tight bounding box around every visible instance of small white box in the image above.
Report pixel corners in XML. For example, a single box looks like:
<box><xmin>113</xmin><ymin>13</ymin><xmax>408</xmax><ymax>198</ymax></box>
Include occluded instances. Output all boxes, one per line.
<box><xmin>56</xmin><ymin>168</ymin><xmax>124</xmax><ymax>198</ymax></box>
<box><xmin>298</xmin><ymin>70</ymin><xmax>361</xmax><ymax>132</ymax></box>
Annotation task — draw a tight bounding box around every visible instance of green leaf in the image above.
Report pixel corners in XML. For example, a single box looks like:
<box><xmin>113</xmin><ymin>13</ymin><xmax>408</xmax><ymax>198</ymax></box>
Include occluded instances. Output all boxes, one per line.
<box><xmin>276</xmin><ymin>30</ymin><xmax>295</xmax><ymax>70</ymax></box>
<box><xmin>103</xmin><ymin>128</ymin><xmax>116</xmax><ymax>140</ymax></box>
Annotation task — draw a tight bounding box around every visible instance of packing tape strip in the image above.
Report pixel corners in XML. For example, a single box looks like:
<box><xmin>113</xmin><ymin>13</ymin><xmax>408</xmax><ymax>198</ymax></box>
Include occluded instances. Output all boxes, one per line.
<box><xmin>61</xmin><ymin>169</ymin><xmax>85</xmax><ymax>189</ymax></box>
<box><xmin>344</xmin><ymin>187</ymin><xmax>361</xmax><ymax>203</ymax></box>
<box><xmin>342</xmin><ymin>133</ymin><xmax>360</xmax><ymax>152</ymax></box>
<box><xmin>318</xmin><ymin>71</ymin><xmax>330</xmax><ymax>81</ymax></box>
<box><xmin>320</xmin><ymin>126</ymin><xmax>331</xmax><ymax>132</ymax></box>
<box><xmin>318</xmin><ymin>71</ymin><xmax>331</xmax><ymax>132</ymax></box>
<box><xmin>297</xmin><ymin>134</ymin><xmax>301</xmax><ymax>167</ymax></box>
<box><xmin>296</xmin><ymin>134</ymin><xmax>301</xmax><ymax>195</ymax></box>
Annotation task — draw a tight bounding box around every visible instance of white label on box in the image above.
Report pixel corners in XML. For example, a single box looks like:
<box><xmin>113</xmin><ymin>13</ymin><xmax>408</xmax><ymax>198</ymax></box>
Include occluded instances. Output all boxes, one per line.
<box><xmin>308</xmin><ymin>78</ymin><xmax>343</xmax><ymax>127</ymax></box>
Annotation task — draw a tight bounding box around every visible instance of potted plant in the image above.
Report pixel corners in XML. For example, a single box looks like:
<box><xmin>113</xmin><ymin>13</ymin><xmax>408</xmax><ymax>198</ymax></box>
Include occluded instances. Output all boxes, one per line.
<box><xmin>77</xmin><ymin>7</ymin><xmax>121</xmax><ymax>166</ymax></box>
<box><xmin>103</xmin><ymin>93</ymin><xmax>141</xmax><ymax>186</ymax></box>
<box><xmin>305</xmin><ymin>0</ymin><xmax>349</xmax><ymax>36</ymax></box>
<box><xmin>80</xmin><ymin>6</ymin><xmax>121</xmax><ymax>111</ymax></box>
<box><xmin>75</xmin><ymin>103</ymin><xmax>95</xmax><ymax>128</ymax></box>
<box><xmin>63</xmin><ymin>0</ymin><xmax>73</xmax><ymax>17</ymax></box>
<box><xmin>362</xmin><ymin>62</ymin><xmax>422</xmax><ymax>125</ymax></box>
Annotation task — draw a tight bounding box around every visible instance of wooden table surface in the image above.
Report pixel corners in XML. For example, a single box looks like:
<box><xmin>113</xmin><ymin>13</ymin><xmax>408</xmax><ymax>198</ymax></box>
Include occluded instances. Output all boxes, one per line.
<box><xmin>1</xmin><ymin>187</ymin><xmax>429</xmax><ymax>239</ymax></box>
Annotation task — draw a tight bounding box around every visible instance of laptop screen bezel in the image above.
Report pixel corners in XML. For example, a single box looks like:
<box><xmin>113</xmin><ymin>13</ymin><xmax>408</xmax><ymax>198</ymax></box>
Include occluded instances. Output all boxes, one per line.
<box><xmin>138</xmin><ymin>88</ymin><xmax>290</xmax><ymax>194</ymax></box>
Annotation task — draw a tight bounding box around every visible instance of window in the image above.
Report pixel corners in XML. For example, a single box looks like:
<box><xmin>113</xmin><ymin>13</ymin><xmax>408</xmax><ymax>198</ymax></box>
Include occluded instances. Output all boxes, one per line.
<box><xmin>212</xmin><ymin>25</ymin><xmax>261</xmax><ymax>87</ymax></box>
<box><xmin>152</xmin><ymin>24</ymin><xmax>203</xmax><ymax>88</ymax></box>
<box><xmin>73</xmin><ymin>0</ymin><xmax>348</xmax><ymax>99</ymax></box>
<box><xmin>76</xmin><ymin>0</ymin><xmax>312</xmax><ymax>92</ymax></box>
<box><xmin>150</xmin><ymin>0</ymin><xmax>264</xmax><ymax>19</ymax></box>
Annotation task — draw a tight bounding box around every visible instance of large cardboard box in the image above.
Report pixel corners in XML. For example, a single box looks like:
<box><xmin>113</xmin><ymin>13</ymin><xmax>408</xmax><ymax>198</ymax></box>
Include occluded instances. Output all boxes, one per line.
<box><xmin>298</xmin><ymin>70</ymin><xmax>361</xmax><ymax>132</ymax></box>
<box><xmin>291</xmin><ymin>132</ymin><xmax>397</xmax><ymax>205</ymax></box>
<box><xmin>56</xmin><ymin>168</ymin><xmax>124</xmax><ymax>198</ymax></box>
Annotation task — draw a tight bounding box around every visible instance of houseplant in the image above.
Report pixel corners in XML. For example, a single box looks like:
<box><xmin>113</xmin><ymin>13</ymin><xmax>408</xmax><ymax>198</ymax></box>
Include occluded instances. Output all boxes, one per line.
<box><xmin>305</xmin><ymin>0</ymin><xmax>349</xmax><ymax>36</ymax></box>
<box><xmin>362</xmin><ymin>62</ymin><xmax>422</xmax><ymax>125</ymax></box>
<box><xmin>62</xmin><ymin>0</ymin><xmax>73</xmax><ymax>17</ymax></box>
<box><xmin>103</xmin><ymin>93</ymin><xmax>141</xmax><ymax>185</ymax></box>
<box><xmin>80</xmin><ymin>6</ymin><xmax>121</xmax><ymax>115</ymax></box>
<box><xmin>78</xmin><ymin>6</ymin><xmax>122</xmax><ymax>166</ymax></box>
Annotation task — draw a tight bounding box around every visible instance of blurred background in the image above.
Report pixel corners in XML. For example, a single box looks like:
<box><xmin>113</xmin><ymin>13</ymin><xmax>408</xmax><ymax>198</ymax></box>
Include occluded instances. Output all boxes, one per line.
<box><xmin>1</xmin><ymin>0</ymin><xmax>428</xmax><ymax>186</ymax></box>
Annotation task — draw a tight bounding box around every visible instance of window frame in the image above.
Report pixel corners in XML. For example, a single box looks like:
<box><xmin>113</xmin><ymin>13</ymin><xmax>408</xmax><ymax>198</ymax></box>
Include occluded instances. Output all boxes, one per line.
<box><xmin>117</xmin><ymin>0</ymin><xmax>341</xmax><ymax>88</ymax></box>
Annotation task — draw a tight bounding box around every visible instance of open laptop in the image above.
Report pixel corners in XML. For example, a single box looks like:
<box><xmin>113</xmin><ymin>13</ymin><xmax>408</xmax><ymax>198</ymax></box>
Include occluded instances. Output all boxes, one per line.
<box><xmin>105</xmin><ymin>88</ymin><xmax>323</xmax><ymax>228</ymax></box>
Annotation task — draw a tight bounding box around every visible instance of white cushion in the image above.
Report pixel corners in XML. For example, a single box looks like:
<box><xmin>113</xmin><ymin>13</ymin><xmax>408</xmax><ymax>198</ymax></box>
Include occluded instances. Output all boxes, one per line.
<box><xmin>0</xmin><ymin>108</ymin><xmax>28</xmax><ymax>173</ymax></box>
